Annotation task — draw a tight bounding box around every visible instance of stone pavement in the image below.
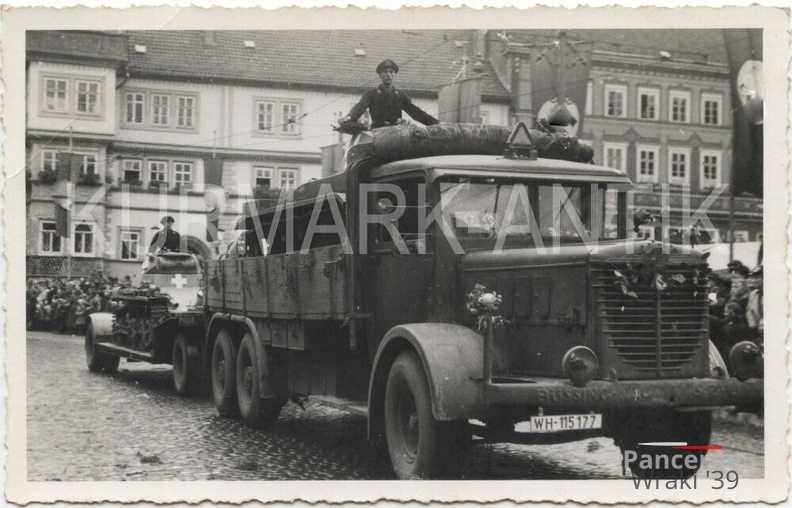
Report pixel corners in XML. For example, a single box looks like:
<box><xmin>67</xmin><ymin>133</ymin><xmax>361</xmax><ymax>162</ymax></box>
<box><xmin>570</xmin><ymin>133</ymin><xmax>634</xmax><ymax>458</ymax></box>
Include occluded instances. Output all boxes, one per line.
<box><xmin>26</xmin><ymin>332</ymin><xmax>765</xmax><ymax>481</ymax></box>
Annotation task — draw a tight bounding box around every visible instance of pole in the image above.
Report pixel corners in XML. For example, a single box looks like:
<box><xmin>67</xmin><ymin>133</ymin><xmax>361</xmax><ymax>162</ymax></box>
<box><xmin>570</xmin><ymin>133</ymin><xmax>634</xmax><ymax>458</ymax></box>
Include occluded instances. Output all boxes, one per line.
<box><xmin>557</xmin><ymin>31</ymin><xmax>567</xmax><ymax>103</ymax></box>
<box><xmin>728</xmin><ymin>108</ymin><xmax>736</xmax><ymax>263</ymax></box>
<box><xmin>66</xmin><ymin>182</ymin><xmax>73</xmax><ymax>280</ymax></box>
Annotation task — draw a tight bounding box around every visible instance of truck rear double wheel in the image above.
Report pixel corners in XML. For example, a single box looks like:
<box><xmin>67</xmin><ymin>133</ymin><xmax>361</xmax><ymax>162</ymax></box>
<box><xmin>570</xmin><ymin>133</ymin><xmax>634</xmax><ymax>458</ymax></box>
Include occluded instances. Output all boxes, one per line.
<box><xmin>172</xmin><ymin>333</ymin><xmax>201</xmax><ymax>396</ymax></box>
<box><xmin>211</xmin><ymin>330</ymin><xmax>239</xmax><ymax>416</ymax></box>
<box><xmin>384</xmin><ymin>351</ymin><xmax>468</xmax><ymax>479</ymax></box>
<box><xmin>85</xmin><ymin>323</ymin><xmax>120</xmax><ymax>373</ymax></box>
<box><xmin>236</xmin><ymin>334</ymin><xmax>284</xmax><ymax>429</ymax></box>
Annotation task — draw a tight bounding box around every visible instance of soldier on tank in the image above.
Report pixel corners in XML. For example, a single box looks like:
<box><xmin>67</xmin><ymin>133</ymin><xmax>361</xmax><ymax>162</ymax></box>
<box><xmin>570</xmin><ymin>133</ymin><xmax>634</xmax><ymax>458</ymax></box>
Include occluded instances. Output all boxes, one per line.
<box><xmin>149</xmin><ymin>215</ymin><xmax>181</xmax><ymax>253</ymax></box>
<box><xmin>342</xmin><ymin>59</ymin><xmax>439</xmax><ymax>129</ymax></box>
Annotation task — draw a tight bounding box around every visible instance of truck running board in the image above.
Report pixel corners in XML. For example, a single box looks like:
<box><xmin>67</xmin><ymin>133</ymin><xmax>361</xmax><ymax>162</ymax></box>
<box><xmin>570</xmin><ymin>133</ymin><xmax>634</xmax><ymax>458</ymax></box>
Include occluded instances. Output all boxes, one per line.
<box><xmin>310</xmin><ymin>396</ymin><xmax>368</xmax><ymax>417</ymax></box>
<box><xmin>95</xmin><ymin>342</ymin><xmax>156</xmax><ymax>363</ymax></box>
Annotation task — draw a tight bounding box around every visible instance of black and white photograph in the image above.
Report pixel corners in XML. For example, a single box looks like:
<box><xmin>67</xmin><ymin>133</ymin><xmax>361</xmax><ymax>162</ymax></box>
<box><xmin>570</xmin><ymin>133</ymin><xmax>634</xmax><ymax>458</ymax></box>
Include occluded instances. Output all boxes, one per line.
<box><xmin>4</xmin><ymin>5</ymin><xmax>789</xmax><ymax>505</ymax></box>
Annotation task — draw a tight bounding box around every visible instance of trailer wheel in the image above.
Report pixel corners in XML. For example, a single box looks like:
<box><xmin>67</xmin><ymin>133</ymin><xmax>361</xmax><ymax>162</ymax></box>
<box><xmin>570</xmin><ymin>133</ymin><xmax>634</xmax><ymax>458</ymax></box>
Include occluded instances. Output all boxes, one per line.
<box><xmin>613</xmin><ymin>410</ymin><xmax>712</xmax><ymax>479</ymax></box>
<box><xmin>211</xmin><ymin>330</ymin><xmax>239</xmax><ymax>417</ymax></box>
<box><xmin>85</xmin><ymin>323</ymin><xmax>119</xmax><ymax>373</ymax></box>
<box><xmin>172</xmin><ymin>333</ymin><xmax>200</xmax><ymax>396</ymax></box>
<box><xmin>384</xmin><ymin>351</ymin><xmax>468</xmax><ymax>479</ymax></box>
<box><xmin>236</xmin><ymin>334</ymin><xmax>284</xmax><ymax>429</ymax></box>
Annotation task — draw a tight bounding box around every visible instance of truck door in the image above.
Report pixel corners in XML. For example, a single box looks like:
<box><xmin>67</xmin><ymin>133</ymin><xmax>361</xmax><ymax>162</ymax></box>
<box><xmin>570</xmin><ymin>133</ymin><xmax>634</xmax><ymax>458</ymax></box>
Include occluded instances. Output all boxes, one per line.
<box><xmin>363</xmin><ymin>177</ymin><xmax>434</xmax><ymax>358</ymax></box>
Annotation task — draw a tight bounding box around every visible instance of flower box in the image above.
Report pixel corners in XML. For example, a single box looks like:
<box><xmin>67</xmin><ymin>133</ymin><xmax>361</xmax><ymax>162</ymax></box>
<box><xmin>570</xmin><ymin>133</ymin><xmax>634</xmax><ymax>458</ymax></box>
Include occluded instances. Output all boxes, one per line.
<box><xmin>77</xmin><ymin>173</ymin><xmax>102</xmax><ymax>186</ymax></box>
<box><xmin>38</xmin><ymin>168</ymin><xmax>58</xmax><ymax>184</ymax></box>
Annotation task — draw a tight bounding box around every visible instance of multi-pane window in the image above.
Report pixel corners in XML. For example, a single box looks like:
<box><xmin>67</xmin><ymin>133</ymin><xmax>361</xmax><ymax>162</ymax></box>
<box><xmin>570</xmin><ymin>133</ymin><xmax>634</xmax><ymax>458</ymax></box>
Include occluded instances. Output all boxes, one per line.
<box><xmin>41</xmin><ymin>222</ymin><xmax>63</xmax><ymax>254</ymax></box>
<box><xmin>174</xmin><ymin>162</ymin><xmax>193</xmax><ymax>184</ymax></box>
<box><xmin>702</xmin><ymin>94</ymin><xmax>722</xmax><ymax>126</ymax></box>
<box><xmin>177</xmin><ymin>96</ymin><xmax>195</xmax><ymax>128</ymax></box>
<box><xmin>41</xmin><ymin>150</ymin><xmax>59</xmax><ymax>172</ymax></box>
<box><xmin>701</xmin><ymin>151</ymin><xmax>721</xmax><ymax>187</ymax></box>
<box><xmin>76</xmin><ymin>80</ymin><xmax>100</xmax><ymax>114</ymax></box>
<box><xmin>638</xmin><ymin>88</ymin><xmax>659</xmax><ymax>120</ymax></box>
<box><xmin>122</xmin><ymin>159</ymin><xmax>142</xmax><ymax>182</ymax></box>
<box><xmin>254</xmin><ymin>167</ymin><xmax>273</xmax><ymax>188</ymax></box>
<box><xmin>151</xmin><ymin>94</ymin><xmax>171</xmax><ymax>126</ymax></box>
<box><xmin>668</xmin><ymin>149</ymin><xmax>690</xmax><ymax>185</ymax></box>
<box><xmin>257</xmin><ymin>101</ymin><xmax>275</xmax><ymax>132</ymax></box>
<box><xmin>73</xmin><ymin>223</ymin><xmax>94</xmax><ymax>256</ymax></box>
<box><xmin>148</xmin><ymin>160</ymin><xmax>167</xmax><ymax>182</ymax></box>
<box><xmin>44</xmin><ymin>78</ymin><xmax>69</xmax><ymax>112</ymax></box>
<box><xmin>605</xmin><ymin>85</ymin><xmax>626</xmax><ymax>117</ymax></box>
<box><xmin>120</xmin><ymin>230</ymin><xmax>141</xmax><ymax>260</ymax></box>
<box><xmin>279</xmin><ymin>168</ymin><xmax>297</xmax><ymax>189</ymax></box>
<box><xmin>281</xmin><ymin>103</ymin><xmax>300</xmax><ymax>134</ymax></box>
<box><xmin>669</xmin><ymin>91</ymin><xmax>690</xmax><ymax>123</ymax></box>
<box><xmin>77</xmin><ymin>153</ymin><xmax>97</xmax><ymax>175</ymax></box>
<box><xmin>636</xmin><ymin>146</ymin><xmax>659</xmax><ymax>183</ymax></box>
<box><xmin>603</xmin><ymin>143</ymin><xmax>626</xmax><ymax>171</ymax></box>
<box><xmin>126</xmin><ymin>92</ymin><xmax>145</xmax><ymax>124</ymax></box>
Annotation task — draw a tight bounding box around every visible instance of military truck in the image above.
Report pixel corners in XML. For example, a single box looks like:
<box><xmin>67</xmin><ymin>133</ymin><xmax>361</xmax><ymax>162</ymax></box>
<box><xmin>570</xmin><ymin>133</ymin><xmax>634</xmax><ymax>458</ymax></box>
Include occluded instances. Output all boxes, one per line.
<box><xmin>89</xmin><ymin>123</ymin><xmax>763</xmax><ymax>479</ymax></box>
<box><xmin>85</xmin><ymin>252</ymin><xmax>206</xmax><ymax>395</ymax></box>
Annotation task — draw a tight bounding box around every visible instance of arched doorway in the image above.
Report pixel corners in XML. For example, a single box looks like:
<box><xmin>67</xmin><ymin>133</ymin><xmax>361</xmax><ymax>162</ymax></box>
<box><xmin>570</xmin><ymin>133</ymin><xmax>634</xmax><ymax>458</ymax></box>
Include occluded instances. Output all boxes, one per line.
<box><xmin>184</xmin><ymin>235</ymin><xmax>211</xmax><ymax>261</ymax></box>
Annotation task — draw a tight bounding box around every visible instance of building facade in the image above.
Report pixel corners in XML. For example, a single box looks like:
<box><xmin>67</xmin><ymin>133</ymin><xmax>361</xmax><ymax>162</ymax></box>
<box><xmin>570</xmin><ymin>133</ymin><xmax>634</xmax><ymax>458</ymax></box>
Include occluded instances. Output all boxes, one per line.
<box><xmin>25</xmin><ymin>30</ymin><xmax>511</xmax><ymax>279</ymax></box>
<box><xmin>489</xmin><ymin>30</ymin><xmax>762</xmax><ymax>248</ymax></box>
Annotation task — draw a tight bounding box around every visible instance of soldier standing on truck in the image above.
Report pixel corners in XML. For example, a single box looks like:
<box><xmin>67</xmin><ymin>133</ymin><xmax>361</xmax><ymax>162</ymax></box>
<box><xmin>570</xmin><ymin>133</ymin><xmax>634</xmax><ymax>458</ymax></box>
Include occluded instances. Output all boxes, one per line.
<box><xmin>341</xmin><ymin>59</ymin><xmax>440</xmax><ymax>129</ymax></box>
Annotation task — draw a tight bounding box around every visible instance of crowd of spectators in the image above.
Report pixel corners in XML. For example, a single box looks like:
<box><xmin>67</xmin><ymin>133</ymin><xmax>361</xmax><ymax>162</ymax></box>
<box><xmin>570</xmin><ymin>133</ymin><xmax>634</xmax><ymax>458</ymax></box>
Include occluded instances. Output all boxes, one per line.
<box><xmin>708</xmin><ymin>260</ymin><xmax>764</xmax><ymax>371</ymax></box>
<box><xmin>26</xmin><ymin>271</ymin><xmax>134</xmax><ymax>335</ymax></box>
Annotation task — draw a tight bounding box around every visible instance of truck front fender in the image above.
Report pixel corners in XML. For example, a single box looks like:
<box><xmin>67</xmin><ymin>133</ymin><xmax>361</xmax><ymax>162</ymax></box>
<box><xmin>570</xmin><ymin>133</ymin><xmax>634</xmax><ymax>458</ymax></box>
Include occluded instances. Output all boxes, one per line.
<box><xmin>369</xmin><ymin>323</ymin><xmax>485</xmax><ymax>425</ymax></box>
<box><xmin>87</xmin><ymin>312</ymin><xmax>115</xmax><ymax>339</ymax></box>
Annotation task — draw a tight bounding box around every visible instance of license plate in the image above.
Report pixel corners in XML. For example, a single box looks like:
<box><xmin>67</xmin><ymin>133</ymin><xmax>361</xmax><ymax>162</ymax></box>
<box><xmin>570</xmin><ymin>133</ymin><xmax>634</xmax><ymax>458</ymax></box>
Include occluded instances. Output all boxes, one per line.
<box><xmin>528</xmin><ymin>413</ymin><xmax>602</xmax><ymax>433</ymax></box>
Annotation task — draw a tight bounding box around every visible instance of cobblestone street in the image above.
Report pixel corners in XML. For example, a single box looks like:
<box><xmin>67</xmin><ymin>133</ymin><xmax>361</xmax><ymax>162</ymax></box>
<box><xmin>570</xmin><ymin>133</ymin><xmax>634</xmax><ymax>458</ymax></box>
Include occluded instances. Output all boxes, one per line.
<box><xmin>28</xmin><ymin>331</ymin><xmax>764</xmax><ymax>481</ymax></box>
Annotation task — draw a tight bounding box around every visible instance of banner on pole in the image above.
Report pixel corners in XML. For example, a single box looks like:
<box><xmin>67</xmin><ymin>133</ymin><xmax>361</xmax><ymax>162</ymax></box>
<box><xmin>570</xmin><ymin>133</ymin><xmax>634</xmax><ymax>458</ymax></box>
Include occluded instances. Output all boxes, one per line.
<box><xmin>54</xmin><ymin>200</ymin><xmax>70</xmax><ymax>238</ymax></box>
<box><xmin>57</xmin><ymin>152</ymin><xmax>82</xmax><ymax>182</ymax></box>
<box><xmin>438</xmin><ymin>77</ymin><xmax>481</xmax><ymax>124</ymax></box>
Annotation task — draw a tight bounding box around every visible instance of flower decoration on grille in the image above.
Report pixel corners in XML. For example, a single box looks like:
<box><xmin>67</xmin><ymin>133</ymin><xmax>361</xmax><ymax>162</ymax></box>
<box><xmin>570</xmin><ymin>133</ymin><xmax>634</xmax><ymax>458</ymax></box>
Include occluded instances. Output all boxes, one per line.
<box><xmin>614</xmin><ymin>270</ymin><xmax>638</xmax><ymax>299</ymax></box>
<box><xmin>466</xmin><ymin>283</ymin><xmax>508</xmax><ymax>330</ymax></box>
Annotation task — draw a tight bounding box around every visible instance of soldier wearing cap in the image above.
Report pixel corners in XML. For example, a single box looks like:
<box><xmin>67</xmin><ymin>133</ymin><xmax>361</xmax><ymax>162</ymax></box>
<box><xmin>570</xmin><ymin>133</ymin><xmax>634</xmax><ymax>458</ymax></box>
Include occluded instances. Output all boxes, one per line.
<box><xmin>149</xmin><ymin>215</ymin><xmax>181</xmax><ymax>253</ymax></box>
<box><xmin>342</xmin><ymin>59</ymin><xmax>439</xmax><ymax>129</ymax></box>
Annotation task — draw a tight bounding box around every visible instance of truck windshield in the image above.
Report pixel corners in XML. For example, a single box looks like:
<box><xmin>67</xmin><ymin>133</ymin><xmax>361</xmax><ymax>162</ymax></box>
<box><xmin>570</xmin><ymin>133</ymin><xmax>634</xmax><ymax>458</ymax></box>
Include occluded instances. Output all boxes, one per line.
<box><xmin>439</xmin><ymin>178</ymin><xmax>624</xmax><ymax>245</ymax></box>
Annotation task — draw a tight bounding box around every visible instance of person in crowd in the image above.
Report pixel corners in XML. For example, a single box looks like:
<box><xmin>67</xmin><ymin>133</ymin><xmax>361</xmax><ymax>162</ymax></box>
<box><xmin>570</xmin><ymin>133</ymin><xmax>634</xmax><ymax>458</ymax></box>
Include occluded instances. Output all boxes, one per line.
<box><xmin>342</xmin><ymin>59</ymin><xmax>440</xmax><ymax>129</ymax></box>
<box><xmin>149</xmin><ymin>216</ymin><xmax>181</xmax><ymax>253</ymax></box>
<box><xmin>745</xmin><ymin>265</ymin><xmax>763</xmax><ymax>345</ymax></box>
<box><xmin>73</xmin><ymin>297</ymin><xmax>89</xmax><ymax>335</ymax></box>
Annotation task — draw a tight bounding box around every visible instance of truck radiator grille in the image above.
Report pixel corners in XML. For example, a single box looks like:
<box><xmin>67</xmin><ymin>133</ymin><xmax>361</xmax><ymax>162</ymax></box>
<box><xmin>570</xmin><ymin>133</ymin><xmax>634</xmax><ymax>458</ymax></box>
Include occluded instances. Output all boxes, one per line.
<box><xmin>592</xmin><ymin>261</ymin><xmax>708</xmax><ymax>377</ymax></box>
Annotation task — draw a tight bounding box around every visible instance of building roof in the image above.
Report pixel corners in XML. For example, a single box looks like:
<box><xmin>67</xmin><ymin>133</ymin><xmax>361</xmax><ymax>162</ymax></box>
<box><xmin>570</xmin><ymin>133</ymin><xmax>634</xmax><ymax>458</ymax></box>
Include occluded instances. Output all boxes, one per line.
<box><xmin>27</xmin><ymin>31</ymin><xmax>129</xmax><ymax>66</ymax></box>
<box><xmin>122</xmin><ymin>30</ymin><xmax>512</xmax><ymax>101</ymax></box>
<box><xmin>505</xmin><ymin>29</ymin><xmax>731</xmax><ymax>65</ymax></box>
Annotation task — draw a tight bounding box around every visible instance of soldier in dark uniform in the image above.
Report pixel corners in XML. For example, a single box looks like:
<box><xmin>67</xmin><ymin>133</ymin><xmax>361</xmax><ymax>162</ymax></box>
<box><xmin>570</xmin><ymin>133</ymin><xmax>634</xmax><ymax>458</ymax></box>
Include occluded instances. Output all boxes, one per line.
<box><xmin>149</xmin><ymin>215</ymin><xmax>181</xmax><ymax>253</ymax></box>
<box><xmin>342</xmin><ymin>59</ymin><xmax>439</xmax><ymax>129</ymax></box>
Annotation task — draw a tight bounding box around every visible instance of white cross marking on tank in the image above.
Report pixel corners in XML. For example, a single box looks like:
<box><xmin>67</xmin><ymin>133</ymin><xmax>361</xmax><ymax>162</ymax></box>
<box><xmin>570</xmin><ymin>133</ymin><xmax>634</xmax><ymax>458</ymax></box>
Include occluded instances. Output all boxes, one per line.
<box><xmin>170</xmin><ymin>274</ymin><xmax>187</xmax><ymax>289</ymax></box>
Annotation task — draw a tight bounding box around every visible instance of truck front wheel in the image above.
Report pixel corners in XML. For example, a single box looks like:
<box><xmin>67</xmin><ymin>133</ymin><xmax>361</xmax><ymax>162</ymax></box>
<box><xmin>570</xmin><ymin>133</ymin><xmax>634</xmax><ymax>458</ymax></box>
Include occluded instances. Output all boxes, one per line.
<box><xmin>384</xmin><ymin>351</ymin><xmax>468</xmax><ymax>479</ymax></box>
<box><xmin>211</xmin><ymin>330</ymin><xmax>239</xmax><ymax>417</ymax></box>
<box><xmin>172</xmin><ymin>333</ymin><xmax>200</xmax><ymax>396</ymax></box>
<box><xmin>85</xmin><ymin>323</ymin><xmax>119</xmax><ymax>373</ymax></box>
<box><xmin>236</xmin><ymin>334</ymin><xmax>284</xmax><ymax>429</ymax></box>
<box><xmin>613</xmin><ymin>410</ymin><xmax>712</xmax><ymax>479</ymax></box>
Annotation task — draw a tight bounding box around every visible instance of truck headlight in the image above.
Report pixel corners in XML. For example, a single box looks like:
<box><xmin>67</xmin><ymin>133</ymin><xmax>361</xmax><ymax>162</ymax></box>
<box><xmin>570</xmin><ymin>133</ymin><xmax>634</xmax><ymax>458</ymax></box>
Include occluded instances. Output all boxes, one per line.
<box><xmin>562</xmin><ymin>346</ymin><xmax>599</xmax><ymax>387</ymax></box>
